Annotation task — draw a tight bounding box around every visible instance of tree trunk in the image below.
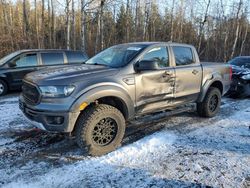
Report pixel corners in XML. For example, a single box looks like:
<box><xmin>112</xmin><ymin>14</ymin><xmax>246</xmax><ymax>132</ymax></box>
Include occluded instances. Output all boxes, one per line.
<box><xmin>143</xmin><ymin>1</ymin><xmax>150</xmax><ymax>41</ymax></box>
<box><xmin>230</xmin><ymin>0</ymin><xmax>243</xmax><ymax>59</ymax></box>
<box><xmin>48</xmin><ymin>0</ymin><xmax>51</xmax><ymax>47</ymax></box>
<box><xmin>170</xmin><ymin>0</ymin><xmax>175</xmax><ymax>41</ymax></box>
<box><xmin>66</xmin><ymin>0</ymin><xmax>71</xmax><ymax>50</ymax></box>
<box><xmin>51</xmin><ymin>0</ymin><xmax>56</xmax><ymax>48</ymax></box>
<box><xmin>125</xmin><ymin>0</ymin><xmax>129</xmax><ymax>42</ymax></box>
<box><xmin>71</xmin><ymin>0</ymin><xmax>76</xmax><ymax>50</ymax></box>
<box><xmin>95</xmin><ymin>11</ymin><xmax>100</xmax><ymax>53</ymax></box>
<box><xmin>100</xmin><ymin>0</ymin><xmax>105</xmax><ymax>50</ymax></box>
<box><xmin>81</xmin><ymin>0</ymin><xmax>86</xmax><ymax>51</ymax></box>
<box><xmin>178</xmin><ymin>0</ymin><xmax>184</xmax><ymax>42</ymax></box>
<box><xmin>23</xmin><ymin>0</ymin><xmax>29</xmax><ymax>39</ymax></box>
<box><xmin>41</xmin><ymin>0</ymin><xmax>45</xmax><ymax>48</ymax></box>
<box><xmin>35</xmin><ymin>0</ymin><xmax>40</xmax><ymax>48</ymax></box>
<box><xmin>198</xmin><ymin>0</ymin><xmax>211</xmax><ymax>53</ymax></box>
<box><xmin>240</xmin><ymin>23</ymin><xmax>248</xmax><ymax>55</ymax></box>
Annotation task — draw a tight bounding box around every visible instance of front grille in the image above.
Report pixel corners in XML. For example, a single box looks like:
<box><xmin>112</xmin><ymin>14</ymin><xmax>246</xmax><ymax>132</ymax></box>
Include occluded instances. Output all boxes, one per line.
<box><xmin>22</xmin><ymin>82</ymin><xmax>40</xmax><ymax>104</ymax></box>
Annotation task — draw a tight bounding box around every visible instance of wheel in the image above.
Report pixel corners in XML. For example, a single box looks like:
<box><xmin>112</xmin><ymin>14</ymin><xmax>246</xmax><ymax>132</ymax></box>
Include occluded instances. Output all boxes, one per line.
<box><xmin>75</xmin><ymin>104</ymin><xmax>126</xmax><ymax>156</ymax></box>
<box><xmin>197</xmin><ymin>87</ymin><xmax>221</xmax><ymax>118</ymax></box>
<box><xmin>0</xmin><ymin>80</ymin><xmax>8</xmax><ymax>96</ymax></box>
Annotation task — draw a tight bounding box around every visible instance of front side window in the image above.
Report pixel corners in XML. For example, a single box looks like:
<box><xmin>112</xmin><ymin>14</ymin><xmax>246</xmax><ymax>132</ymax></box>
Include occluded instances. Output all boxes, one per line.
<box><xmin>13</xmin><ymin>54</ymin><xmax>38</xmax><ymax>67</ymax></box>
<box><xmin>173</xmin><ymin>46</ymin><xmax>194</xmax><ymax>66</ymax></box>
<box><xmin>41</xmin><ymin>53</ymin><xmax>64</xmax><ymax>65</ymax></box>
<box><xmin>141</xmin><ymin>46</ymin><xmax>169</xmax><ymax>68</ymax></box>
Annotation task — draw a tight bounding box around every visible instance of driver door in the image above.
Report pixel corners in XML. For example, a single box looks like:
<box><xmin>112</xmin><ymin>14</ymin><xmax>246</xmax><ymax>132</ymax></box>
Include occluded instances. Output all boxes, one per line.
<box><xmin>135</xmin><ymin>46</ymin><xmax>175</xmax><ymax>114</ymax></box>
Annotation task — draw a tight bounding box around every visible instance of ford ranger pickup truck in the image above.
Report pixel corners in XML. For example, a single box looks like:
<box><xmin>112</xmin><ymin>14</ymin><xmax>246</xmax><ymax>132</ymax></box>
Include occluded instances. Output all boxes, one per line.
<box><xmin>19</xmin><ymin>42</ymin><xmax>232</xmax><ymax>156</ymax></box>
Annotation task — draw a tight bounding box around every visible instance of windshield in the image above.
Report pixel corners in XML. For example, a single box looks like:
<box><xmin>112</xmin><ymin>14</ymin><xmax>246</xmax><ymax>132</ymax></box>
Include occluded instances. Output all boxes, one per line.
<box><xmin>0</xmin><ymin>51</ymin><xmax>21</xmax><ymax>65</ymax></box>
<box><xmin>85</xmin><ymin>44</ymin><xmax>146</xmax><ymax>68</ymax></box>
<box><xmin>228</xmin><ymin>57</ymin><xmax>250</xmax><ymax>68</ymax></box>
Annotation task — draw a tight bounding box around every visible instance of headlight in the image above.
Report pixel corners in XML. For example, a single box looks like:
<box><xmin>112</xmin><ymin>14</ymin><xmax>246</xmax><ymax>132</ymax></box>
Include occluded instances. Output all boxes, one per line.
<box><xmin>39</xmin><ymin>85</ymin><xmax>75</xmax><ymax>98</ymax></box>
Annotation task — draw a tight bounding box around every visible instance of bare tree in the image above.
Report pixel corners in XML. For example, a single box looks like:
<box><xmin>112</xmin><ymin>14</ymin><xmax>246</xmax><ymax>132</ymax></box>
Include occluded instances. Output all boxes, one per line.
<box><xmin>230</xmin><ymin>0</ymin><xmax>243</xmax><ymax>59</ymax></box>
<box><xmin>41</xmin><ymin>0</ymin><xmax>45</xmax><ymax>48</ymax></box>
<box><xmin>34</xmin><ymin>0</ymin><xmax>40</xmax><ymax>48</ymax></box>
<box><xmin>23</xmin><ymin>0</ymin><xmax>29</xmax><ymax>39</ymax></box>
<box><xmin>71</xmin><ymin>0</ymin><xmax>76</xmax><ymax>50</ymax></box>
<box><xmin>100</xmin><ymin>0</ymin><xmax>105</xmax><ymax>50</ymax></box>
<box><xmin>143</xmin><ymin>0</ymin><xmax>150</xmax><ymax>40</ymax></box>
<box><xmin>51</xmin><ymin>0</ymin><xmax>56</xmax><ymax>48</ymax></box>
<box><xmin>66</xmin><ymin>0</ymin><xmax>71</xmax><ymax>50</ymax></box>
<box><xmin>81</xmin><ymin>0</ymin><xmax>86</xmax><ymax>51</ymax></box>
<box><xmin>198</xmin><ymin>0</ymin><xmax>211</xmax><ymax>53</ymax></box>
<box><xmin>170</xmin><ymin>0</ymin><xmax>175</xmax><ymax>41</ymax></box>
<box><xmin>240</xmin><ymin>22</ymin><xmax>248</xmax><ymax>55</ymax></box>
<box><xmin>178</xmin><ymin>0</ymin><xmax>185</xmax><ymax>42</ymax></box>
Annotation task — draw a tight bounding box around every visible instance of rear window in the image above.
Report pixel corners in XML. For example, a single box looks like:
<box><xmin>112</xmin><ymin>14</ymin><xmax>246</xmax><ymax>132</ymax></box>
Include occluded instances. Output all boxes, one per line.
<box><xmin>65</xmin><ymin>51</ymin><xmax>88</xmax><ymax>64</ymax></box>
<box><xmin>173</xmin><ymin>46</ymin><xmax>194</xmax><ymax>66</ymax></box>
<box><xmin>41</xmin><ymin>53</ymin><xmax>64</xmax><ymax>65</ymax></box>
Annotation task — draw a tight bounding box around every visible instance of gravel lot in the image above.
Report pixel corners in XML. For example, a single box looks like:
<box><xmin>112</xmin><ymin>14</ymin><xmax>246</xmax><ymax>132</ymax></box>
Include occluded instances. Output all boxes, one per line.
<box><xmin>0</xmin><ymin>93</ymin><xmax>249</xmax><ymax>188</ymax></box>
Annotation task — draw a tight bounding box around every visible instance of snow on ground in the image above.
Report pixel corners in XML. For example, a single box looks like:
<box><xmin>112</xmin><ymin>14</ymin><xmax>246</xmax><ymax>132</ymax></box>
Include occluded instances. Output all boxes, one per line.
<box><xmin>0</xmin><ymin>94</ymin><xmax>249</xmax><ymax>188</ymax></box>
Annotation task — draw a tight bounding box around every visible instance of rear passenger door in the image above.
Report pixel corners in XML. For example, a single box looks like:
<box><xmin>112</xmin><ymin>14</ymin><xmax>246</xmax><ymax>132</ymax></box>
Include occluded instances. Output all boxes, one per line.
<box><xmin>40</xmin><ymin>52</ymin><xmax>65</xmax><ymax>67</ymax></box>
<box><xmin>172</xmin><ymin>46</ymin><xmax>202</xmax><ymax>104</ymax></box>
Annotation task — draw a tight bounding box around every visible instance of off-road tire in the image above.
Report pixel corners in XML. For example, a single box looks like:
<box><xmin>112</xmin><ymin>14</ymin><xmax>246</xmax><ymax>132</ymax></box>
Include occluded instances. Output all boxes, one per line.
<box><xmin>0</xmin><ymin>80</ymin><xmax>8</xmax><ymax>96</ymax></box>
<box><xmin>197</xmin><ymin>87</ymin><xmax>221</xmax><ymax>118</ymax></box>
<box><xmin>75</xmin><ymin>104</ymin><xmax>126</xmax><ymax>156</ymax></box>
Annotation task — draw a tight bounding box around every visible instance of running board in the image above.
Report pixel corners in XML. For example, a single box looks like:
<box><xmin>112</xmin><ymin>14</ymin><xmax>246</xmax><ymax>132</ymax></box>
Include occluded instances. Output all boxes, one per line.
<box><xmin>128</xmin><ymin>104</ymin><xmax>196</xmax><ymax>127</ymax></box>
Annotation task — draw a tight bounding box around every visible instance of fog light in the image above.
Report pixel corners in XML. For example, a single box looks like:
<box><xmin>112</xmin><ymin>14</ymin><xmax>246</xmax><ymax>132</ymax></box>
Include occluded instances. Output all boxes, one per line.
<box><xmin>46</xmin><ymin>116</ymin><xmax>64</xmax><ymax>125</ymax></box>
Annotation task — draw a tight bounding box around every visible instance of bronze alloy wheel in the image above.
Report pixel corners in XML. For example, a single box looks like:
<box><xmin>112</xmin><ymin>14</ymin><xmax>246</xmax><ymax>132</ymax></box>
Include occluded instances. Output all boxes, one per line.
<box><xmin>75</xmin><ymin>104</ymin><xmax>126</xmax><ymax>156</ymax></box>
<box><xmin>91</xmin><ymin>117</ymin><xmax>118</xmax><ymax>146</ymax></box>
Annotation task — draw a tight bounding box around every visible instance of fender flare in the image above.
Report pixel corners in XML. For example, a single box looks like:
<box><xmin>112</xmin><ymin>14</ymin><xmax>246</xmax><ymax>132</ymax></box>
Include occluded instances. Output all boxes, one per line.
<box><xmin>197</xmin><ymin>73</ymin><xmax>223</xmax><ymax>102</ymax></box>
<box><xmin>70</xmin><ymin>85</ymin><xmax>135</xmax><ymax>119</ymax></box>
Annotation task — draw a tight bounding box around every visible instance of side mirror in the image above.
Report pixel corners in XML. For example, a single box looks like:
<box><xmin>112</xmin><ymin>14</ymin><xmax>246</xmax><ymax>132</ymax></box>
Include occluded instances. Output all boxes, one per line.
<box><xmin>135</xmin><ymin>60</ymin><xmax>160</xmax><ymax>72</ymax></box>
<box><xmin>8</xmin><ymin>61</ymin><xmax>16</xmax><ymax>68</ymax></box>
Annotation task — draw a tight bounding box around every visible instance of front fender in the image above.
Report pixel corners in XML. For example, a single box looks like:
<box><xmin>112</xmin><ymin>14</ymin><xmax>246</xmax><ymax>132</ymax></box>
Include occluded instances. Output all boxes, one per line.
<box><xmin>70</xmin><ymin>85</ymin><xmax>135</xmax><ymax>119</ymax></box>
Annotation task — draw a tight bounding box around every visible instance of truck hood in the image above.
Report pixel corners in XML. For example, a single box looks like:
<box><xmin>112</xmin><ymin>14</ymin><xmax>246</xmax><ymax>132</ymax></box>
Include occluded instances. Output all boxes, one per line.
<box><xmin>24</xmin><ymin>64</ymin><xmax>119</xmax><ymax>85</ymax></box>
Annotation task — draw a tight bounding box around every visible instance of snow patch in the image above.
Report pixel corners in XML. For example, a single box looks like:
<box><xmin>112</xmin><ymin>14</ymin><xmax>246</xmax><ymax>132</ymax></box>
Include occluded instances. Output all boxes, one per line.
<box><xmin>4</xmin><ymin>131</ymin><xmax>177</xmax><ymax>188</ymax></box>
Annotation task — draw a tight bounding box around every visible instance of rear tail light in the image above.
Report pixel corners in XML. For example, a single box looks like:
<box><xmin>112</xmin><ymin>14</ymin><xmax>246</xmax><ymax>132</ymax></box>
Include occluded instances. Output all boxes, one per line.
<box><xmin>229</xmin><ymin>66</ymin><xmax>232</xmax><ymax>80</ymax></box>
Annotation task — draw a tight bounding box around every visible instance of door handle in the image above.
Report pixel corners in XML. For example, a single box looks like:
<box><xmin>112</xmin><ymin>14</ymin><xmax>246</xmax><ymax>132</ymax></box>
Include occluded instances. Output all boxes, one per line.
<box><xmin>163</xmin><ymin>71</ymin><xmax>173</xmax><ymax>78</ymax></box>
<box><xmin>192</xmin><ymin>69</ymin><xmax>199</xmax><ymax>75</ymax></box>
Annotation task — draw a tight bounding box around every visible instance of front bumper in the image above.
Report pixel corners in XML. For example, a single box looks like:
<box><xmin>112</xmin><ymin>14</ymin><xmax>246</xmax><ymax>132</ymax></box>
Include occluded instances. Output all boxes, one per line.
<box><xmin>19</xmin><ymin>96</ymin><xmax>80</xmax><ymax>133</ymax></box>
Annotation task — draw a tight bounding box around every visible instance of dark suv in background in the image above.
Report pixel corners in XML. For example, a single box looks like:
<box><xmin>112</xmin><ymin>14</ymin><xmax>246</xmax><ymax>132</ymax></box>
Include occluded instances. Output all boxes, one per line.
<box><xmin>0</xmin><ymin>49</ymin><xmax>88</xmax><ymax>96</ymax></box>
<box><xmin>227</xmin><ymin>56</ymin><xmax>250</xmax><ymax>98</ymax></box>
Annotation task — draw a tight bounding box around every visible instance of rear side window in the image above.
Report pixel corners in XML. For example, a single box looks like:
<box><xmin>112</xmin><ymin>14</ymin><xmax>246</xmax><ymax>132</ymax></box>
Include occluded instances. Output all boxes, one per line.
<box><xmin>173</xmin><ymin>46</ymin><xmax>194</xmax><ymax>66</ymax></box>
<box><xmin>65</xmin><ymin>51</ymin><xmax>88</xmax><ymax>64</ymax></box>
<box><xmin>13</xmin><ymin>54</ymin><xmax>38</xmax><ymax>67</ymax></box>
<box><xmin>41</xmin><ymin>53</ymin><xmax>64</xmax><ymax>65</ymax></box>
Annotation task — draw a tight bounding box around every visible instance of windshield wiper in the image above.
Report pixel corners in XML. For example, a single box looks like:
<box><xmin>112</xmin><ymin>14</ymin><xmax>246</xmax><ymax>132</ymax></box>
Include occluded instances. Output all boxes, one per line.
<box><xmin>93</xmin><ymin>63</ymin><xmax>108</xmax><ymax>66</ymax></box>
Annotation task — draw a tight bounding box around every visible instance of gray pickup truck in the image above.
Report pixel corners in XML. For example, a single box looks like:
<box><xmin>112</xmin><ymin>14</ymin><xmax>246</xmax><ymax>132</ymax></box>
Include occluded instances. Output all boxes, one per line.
<box><xmin>19</xmin><ymin>42</ymin><xmax>232</xmax><ymax>156</ymax></box>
